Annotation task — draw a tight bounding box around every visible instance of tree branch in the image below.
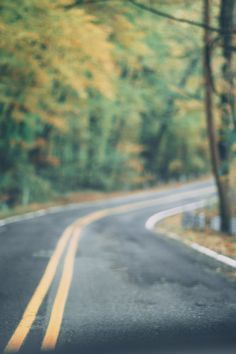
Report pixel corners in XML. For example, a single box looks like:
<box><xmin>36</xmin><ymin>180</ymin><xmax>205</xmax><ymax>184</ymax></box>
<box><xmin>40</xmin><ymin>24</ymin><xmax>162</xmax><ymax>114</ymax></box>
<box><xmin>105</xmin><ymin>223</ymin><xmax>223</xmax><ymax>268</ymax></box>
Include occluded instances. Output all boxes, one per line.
<box><xmin>65</xmin><ymin>0</ymin><xmax>236</xmax><ymax>34</ymax></box>
<box><xmin>128</xmin><ymin>0</ymin><xmax>236</xmax><ymax>33</ymax></box>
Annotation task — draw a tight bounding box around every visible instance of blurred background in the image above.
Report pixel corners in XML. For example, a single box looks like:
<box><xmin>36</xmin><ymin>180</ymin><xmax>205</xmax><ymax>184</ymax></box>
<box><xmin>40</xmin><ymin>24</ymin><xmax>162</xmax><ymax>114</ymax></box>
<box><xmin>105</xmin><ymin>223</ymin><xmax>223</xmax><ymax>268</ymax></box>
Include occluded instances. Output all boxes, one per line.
<box><xmin>0</xmin><ymin>0</ymin><xmax>235</xmax><ymax>233</ymax></box>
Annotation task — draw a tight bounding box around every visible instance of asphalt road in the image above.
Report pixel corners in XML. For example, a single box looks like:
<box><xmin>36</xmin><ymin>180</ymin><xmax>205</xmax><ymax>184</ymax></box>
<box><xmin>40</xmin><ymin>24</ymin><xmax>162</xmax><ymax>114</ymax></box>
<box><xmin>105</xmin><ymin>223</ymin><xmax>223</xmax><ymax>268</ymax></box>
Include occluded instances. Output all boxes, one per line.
<box><xmin>0</xmin><ymin>180</ymin><xmax>236</xmax><ymax>354</ymax></box>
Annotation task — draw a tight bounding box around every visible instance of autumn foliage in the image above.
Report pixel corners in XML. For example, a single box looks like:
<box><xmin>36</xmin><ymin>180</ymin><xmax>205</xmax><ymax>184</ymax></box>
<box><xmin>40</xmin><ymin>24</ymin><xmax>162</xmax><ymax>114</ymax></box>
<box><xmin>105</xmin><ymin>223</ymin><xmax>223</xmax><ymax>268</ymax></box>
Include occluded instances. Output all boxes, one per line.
<box><xmin>0</xmin><ymin>0</ymin><xmax>214</xmax><ymax>206</ymax></box>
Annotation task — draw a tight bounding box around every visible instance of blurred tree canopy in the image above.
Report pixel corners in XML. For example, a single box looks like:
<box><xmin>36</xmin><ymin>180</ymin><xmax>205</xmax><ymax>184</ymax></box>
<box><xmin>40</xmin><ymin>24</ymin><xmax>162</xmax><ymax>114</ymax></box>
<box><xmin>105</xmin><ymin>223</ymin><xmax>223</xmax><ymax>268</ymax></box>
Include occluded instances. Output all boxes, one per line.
<box><xmin>1</xmin><ymin>0</ymin><xmax>227</xmax><ymax>208</ymax></box>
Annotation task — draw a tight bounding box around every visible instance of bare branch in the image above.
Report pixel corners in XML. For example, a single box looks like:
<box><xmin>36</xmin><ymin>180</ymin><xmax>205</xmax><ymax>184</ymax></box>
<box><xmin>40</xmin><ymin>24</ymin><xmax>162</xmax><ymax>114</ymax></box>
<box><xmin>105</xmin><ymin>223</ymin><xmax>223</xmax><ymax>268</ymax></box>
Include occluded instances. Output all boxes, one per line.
<box><xmin>65</xmin><ymin>0</ymin><xmax>236</xmax><ymax>35</ymax></box>
<box><xmin>128</xmin><ymin>0</ymin><xmax>236</xmax><ymax>34</ymax></box>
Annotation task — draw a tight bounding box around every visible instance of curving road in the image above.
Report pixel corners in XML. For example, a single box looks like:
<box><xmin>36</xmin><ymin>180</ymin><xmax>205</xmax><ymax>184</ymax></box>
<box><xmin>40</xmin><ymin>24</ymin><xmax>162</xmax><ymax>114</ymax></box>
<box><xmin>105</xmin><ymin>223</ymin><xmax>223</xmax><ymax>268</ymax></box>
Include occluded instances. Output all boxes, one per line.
<box><xmin>0</xmin><ymin>180</ymin><xmax>236</xmax><ymax>354</ymax></box>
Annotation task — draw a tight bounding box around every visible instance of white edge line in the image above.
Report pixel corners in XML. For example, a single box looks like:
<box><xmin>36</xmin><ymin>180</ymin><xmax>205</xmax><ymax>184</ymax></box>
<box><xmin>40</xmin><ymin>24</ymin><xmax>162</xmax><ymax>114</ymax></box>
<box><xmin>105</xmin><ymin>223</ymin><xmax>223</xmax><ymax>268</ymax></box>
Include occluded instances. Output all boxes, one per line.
<box><xmin>145</xmin><ymin>200</ymin><xmax>236</xmax><ymax>269</ymax></box>
<box><xmin>191</xmin><ymin>243</ymin><xmax>236</xmax><ymax>268</ymax></box>
<box><xmin>0</xmin><ymin>202</ymin><xmax>94</xmax><ymax>227</ymax></box>
<box><xmin>145</xmin><ymin>200</ymin><xmax>208</xmax><ymax>230</ymax></box>
<box><xmin>0</xmin><ymin>196</ymin><xmax>120</xmax><ymax>227</ymax></box>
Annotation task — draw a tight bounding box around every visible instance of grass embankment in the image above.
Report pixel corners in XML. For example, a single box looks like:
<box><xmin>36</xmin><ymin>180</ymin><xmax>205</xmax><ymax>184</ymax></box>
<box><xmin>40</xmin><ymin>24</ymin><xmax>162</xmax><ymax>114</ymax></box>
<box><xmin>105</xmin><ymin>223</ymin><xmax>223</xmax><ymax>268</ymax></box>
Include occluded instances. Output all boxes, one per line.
<box><xmin>157</xmin><ymin>167</ymin><xmax>236</xmax><ymax>260</ymax></box>
<box><xmin>157</xmin><ymin>213</ymin><xmax>236</xmax><ymax>260</ymax></box>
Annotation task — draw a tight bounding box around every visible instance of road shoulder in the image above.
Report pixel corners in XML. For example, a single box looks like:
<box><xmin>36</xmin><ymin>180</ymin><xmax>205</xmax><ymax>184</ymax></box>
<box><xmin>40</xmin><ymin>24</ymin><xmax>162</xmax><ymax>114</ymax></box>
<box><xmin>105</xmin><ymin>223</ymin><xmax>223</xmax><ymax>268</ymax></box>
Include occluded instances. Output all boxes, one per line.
<box><xmin>146</xmin><ymin>206</ymin><xmax>236</xmax><ymax>279</ymax></box>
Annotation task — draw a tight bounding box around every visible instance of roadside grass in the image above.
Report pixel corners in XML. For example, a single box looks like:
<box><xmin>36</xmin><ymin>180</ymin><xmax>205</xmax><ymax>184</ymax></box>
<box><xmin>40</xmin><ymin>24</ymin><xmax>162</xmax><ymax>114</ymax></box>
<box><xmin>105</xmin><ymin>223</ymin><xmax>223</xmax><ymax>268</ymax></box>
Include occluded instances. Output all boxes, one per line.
<box><xmin>156</xmin><ymin>165</ymin><xmax>236</xmax><ymax>261</ymax></box>
<box><xmin>156</xmin><ymin>213</ymin><xmax>236</xmax><ymax>260</ymax></box>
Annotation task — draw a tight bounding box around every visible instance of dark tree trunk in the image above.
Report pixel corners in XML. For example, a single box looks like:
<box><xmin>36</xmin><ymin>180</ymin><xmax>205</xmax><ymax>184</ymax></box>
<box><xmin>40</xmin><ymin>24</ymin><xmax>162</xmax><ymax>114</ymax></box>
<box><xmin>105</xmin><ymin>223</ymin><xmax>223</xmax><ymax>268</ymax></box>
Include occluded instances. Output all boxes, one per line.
<box><xmin>218</xmin><ymin>0</ymin><xmax>235</xmax><ymax>232</ymax></box>
<box><xmin>203</xmin><ymin>0</ymin><xmax>232</xmax><ymax>234</ymax></box>
<box><xmin>219</xmin><ymin>0</ymin><xmax>236</xmax><ymax>130</ymax></box>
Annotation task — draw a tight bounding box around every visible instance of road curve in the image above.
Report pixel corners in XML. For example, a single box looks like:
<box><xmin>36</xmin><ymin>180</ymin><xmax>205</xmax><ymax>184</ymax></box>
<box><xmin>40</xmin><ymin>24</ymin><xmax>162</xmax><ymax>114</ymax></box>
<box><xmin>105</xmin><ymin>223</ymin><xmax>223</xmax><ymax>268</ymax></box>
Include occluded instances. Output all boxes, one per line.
<box><xmin>0</xmin><ymin>180</ymin><xmax>236</xmax><ymax>354</ymax></box>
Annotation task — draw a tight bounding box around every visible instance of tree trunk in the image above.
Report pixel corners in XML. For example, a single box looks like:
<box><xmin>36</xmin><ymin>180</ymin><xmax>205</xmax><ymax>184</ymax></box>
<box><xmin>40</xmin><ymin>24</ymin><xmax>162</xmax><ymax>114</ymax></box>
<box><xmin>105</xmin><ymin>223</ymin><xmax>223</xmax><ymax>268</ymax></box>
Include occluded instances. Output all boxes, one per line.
<box><xmin>219</xmin><ymin>0</ymin><xmax>236</xmax><ymax>130</ymax></box>
<box><xmin>218</xmin><ymin>0</ymin><xmax>235</xmax><ymax>232</ymax></box>
<box><xmin>203</xmin><ymin>0</ymin><xmax>232</xmax><ymax>234</ymax></box>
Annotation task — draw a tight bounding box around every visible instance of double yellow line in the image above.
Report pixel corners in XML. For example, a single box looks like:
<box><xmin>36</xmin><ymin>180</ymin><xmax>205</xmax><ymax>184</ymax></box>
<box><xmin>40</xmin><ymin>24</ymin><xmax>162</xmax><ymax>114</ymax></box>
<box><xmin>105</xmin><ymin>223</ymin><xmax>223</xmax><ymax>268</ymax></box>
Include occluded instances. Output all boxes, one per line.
<box><xmin>5</xmin><ymin>186</ymin><xmax>214</xmax><ymax>352</ymax></box>
<box><xmin>4</xmin><ymin>210</ymin><xmax>108</xmax><ymax>353</ymax></box>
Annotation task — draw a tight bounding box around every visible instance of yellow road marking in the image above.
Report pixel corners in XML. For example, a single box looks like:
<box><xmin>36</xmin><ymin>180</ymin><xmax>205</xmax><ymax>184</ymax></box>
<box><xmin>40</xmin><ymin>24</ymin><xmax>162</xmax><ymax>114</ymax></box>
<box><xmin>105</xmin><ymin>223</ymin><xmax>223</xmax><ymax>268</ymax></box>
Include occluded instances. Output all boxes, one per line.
<box><xmin>41</xmin><ymin>229</ymin><xmax>80</xmax><ymax>351</ymax></box>
<box><xmin>40</xmin><ymin>186</ymin><xmax>215</xmax><ymax>350</ymax></box>
<box><xmin>40</xmin><ymin>209</ymin><xmax>115</xmax><ymax>350</ymax></box>
<box><xmin>41</xmin><ymin>211</ymin><xmax>114</xmax><ymax>351</ymax></box>
<box><xmin>5</xmin><ymin>185</ymin><xmax>215</xmax><ymax>352</ymax></box>
<box><xmin>4</xmin><ymin>226</ymin><xmax>73</xmax><ymax>353</ymax></box>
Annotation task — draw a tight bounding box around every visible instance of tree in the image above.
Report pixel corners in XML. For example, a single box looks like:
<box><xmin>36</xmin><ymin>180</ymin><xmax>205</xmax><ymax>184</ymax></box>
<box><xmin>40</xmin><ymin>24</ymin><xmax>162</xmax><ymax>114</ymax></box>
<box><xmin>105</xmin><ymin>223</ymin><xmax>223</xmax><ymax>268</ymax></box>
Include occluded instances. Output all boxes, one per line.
<box><xmin>217</xmin><ymin>0</ymin><xmax>236</xmax><ymax>232</ymax></box>
<box><xmin>0</xmin><ymin>0</ymin><xmax>116</xmax><ymax>204</ymax></box>
<box><xmin>202</xmin><ymin>0</ymin><xmax>236</xmax><ymax>234</ymax></box>
<box><xmin>0</xmin><ymin>0</ymin><xmax>217</xmax><ymax>210</ymax></box>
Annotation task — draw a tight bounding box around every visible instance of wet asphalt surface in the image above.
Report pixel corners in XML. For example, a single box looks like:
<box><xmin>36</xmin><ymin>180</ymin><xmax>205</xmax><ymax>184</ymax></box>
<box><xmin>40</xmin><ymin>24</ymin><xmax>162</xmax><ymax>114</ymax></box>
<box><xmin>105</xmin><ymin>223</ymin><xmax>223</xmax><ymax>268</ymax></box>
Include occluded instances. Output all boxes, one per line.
<box><xmin>0</xmin><ymin>180</ymin><xmax>236</xmax><ymax>354</ymax></box>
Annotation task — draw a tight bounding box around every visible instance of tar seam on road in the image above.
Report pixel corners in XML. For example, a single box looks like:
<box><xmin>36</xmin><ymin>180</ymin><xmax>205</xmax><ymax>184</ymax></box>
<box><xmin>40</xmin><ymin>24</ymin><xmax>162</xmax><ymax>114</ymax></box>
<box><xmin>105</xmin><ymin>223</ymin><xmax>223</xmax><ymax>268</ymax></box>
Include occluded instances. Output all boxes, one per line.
<box><xmin>4</xmin><ymin>186</ymin><xmax>215</xmax><ymax>353</ymax></box>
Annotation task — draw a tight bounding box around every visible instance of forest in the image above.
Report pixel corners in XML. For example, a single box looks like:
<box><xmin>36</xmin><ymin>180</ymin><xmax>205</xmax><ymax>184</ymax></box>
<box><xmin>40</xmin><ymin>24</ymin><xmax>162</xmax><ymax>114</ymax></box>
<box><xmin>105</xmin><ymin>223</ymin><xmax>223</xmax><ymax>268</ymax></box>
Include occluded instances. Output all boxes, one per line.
<box><xmin>0</xmin><ymin>0</ymin><xmax>235</xmax><ymax>233</ymax></box>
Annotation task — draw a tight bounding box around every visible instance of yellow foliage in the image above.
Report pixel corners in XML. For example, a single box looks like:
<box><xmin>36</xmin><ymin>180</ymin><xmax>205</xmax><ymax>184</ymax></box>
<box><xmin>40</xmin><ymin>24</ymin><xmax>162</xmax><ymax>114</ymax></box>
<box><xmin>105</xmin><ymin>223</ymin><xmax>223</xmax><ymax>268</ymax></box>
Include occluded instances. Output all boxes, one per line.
<box><xmin>0</xmin><ymin>0</ymin><xmax>117</xmax><ymax>128</ymax></box>
<box><xmin>46</xmin><ymin>116</ymin><xmax>67</xmax><ymax>132</ymax></box>
<box><xmin>117</xmin><ymin>143</ymin><xmax>144</xmax><ymax>154</ymax></box>
<box><xmin>175</xmin><ymin>99</ymin><xmax>203</xmax><ymax>115</ymax></box>
<box><xmin>45</xmin><ymin>155</ymin><xmax>60</xmax><ymax>167</ymax></box>
<box><xmin>169</xmin><ymin>159</ymin><xmax>183</xmax><ymax>174</ymax></box>
<box><xmin>12</xmin><ymin>110</ymin><xmax>25</xmax><ymax>123</ymax></box>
